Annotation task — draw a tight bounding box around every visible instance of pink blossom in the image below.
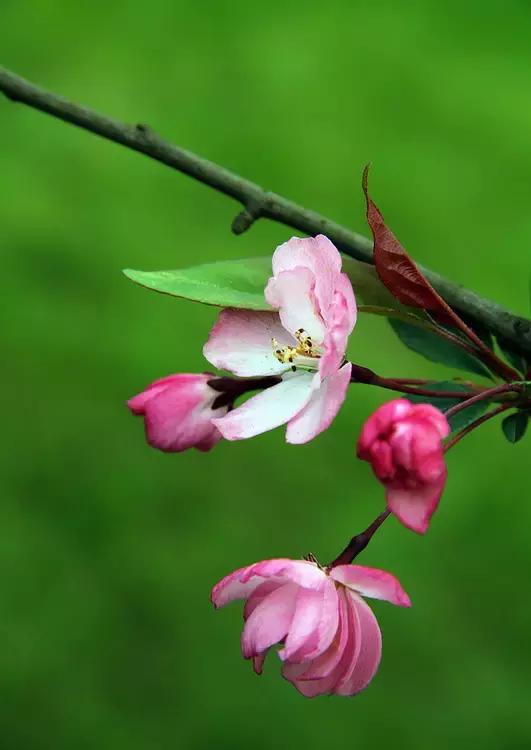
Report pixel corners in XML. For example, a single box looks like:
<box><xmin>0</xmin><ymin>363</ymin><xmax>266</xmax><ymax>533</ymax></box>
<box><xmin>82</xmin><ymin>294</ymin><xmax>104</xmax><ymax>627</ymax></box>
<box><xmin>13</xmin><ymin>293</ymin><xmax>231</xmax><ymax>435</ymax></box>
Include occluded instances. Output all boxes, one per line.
<box><xmin>204</xmin><ymin>236</ymin><xmax>356</xmax><ymax>444</ymax></box>
<box><xmin>357</xmin><ymin>399</ymin><xmax>450</xmax><ymax>534</ymax></box>
<box><xmin>127</xmin><ymin>373</ymin><xmax>228</xmax><ymax>452</ymax></box>
<box><xmin>212</xmin><ymin>557</ymin><xmax>410</xmax><ymax>697</ymax></box>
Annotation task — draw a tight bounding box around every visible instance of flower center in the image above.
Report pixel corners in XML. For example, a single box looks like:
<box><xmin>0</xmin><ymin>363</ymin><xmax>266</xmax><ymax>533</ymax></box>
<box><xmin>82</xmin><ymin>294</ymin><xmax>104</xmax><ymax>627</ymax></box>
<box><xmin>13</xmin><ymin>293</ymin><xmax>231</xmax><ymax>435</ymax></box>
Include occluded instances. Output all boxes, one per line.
<box><xmin>271</xmin><ymin>328</ymin><xmax>322</xmax><ymax>371</ymax></box>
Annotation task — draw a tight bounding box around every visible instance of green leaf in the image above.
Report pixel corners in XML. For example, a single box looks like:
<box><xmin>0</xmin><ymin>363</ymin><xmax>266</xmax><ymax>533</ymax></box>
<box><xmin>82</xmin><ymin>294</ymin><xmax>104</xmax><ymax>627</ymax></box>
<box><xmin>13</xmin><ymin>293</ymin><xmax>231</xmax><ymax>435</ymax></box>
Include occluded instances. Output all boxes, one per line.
<box><xmin>123</xmin><ymin>257</ymin><xmax>274</xmax><ymax>310</ymax></box>
<box><xmin>343</xmin><ymin>258</ymin><xmax>406</xmax><ymax>308</ymax></box>
<box><xmin>389</xmin><ymin>318</ymin><xmax>494</xmax><ymax>379</ymax></box>
<box><xmin>496</xmin><ymin>337</ymin><xmax>527</xmax><ymax>375</ymax></box>
<box><xmin>404</xmin><ymin>380</ymin><xmax>488</xmax><ymax>432</ymax></box>
<box><xmin>501</xmin><ymin>411</ymin><xmax>528</xmax><ymax>443</ymax></box>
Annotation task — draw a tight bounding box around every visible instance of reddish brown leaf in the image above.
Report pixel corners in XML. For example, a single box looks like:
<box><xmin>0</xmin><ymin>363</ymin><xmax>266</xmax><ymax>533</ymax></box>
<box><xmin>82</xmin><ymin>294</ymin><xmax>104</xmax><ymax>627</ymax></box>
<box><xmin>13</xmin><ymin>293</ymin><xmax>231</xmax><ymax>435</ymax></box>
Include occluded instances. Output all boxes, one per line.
<box><xmin>362</xmin><ymin>165</ymin><xmax>449</xmax><ymax>315</ymax></box>
<box><xmin>361</xmin><ymin>165</ymin><xmax>519</xmax><ymax>382</ymax></box>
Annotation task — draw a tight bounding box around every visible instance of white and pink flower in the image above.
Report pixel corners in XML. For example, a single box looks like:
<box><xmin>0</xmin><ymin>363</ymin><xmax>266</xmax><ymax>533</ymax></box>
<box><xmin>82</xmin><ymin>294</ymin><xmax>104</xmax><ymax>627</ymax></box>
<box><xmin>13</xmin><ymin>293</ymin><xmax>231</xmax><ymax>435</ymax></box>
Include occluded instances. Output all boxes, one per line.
<box><xmin>212</xmin><ymin>557</ymin><xmax>410</xmax><ymax>697</ymax></box>
<box><xmin>204</xmin><ymin>235</ymin><xmax>356</xmax><ymax>444</ymax></box>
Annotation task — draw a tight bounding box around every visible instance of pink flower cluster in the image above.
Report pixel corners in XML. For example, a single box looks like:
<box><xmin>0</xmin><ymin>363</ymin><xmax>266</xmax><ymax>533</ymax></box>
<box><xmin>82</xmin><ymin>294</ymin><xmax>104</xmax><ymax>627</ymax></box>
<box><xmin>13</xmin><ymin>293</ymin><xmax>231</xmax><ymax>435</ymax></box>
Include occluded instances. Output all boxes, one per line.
<box><xmin>128</xmin><ymin>233</ymin><xmax>453</xmax><ymax>698</ymax></box>
<box><xmin>212</xmin><ymin>558</ymin><xmax>410</xmax><ymax>697</ymax></box>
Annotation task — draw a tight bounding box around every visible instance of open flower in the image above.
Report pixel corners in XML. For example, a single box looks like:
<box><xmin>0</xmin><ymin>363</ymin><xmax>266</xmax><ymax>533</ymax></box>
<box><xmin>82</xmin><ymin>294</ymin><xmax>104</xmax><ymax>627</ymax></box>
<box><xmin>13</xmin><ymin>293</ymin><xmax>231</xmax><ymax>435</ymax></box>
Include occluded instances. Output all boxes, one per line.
<box><xmin>212</xmin><ymin>557</ymin><xmax>410</xmax><ymax>698</ymax></box>
<box><xmin>357</xmin><ymin>399</ymin><xmax>450</xmax><ymax>534</ymax></box>
<box><xmin>127</xmin><ymin>373</ymin><xmax>228</xmax><ymax>452</ymax></box>
<box><xmin>204</xmin><ymin>236</ymin><xmax>356</xmax><ymax>444</ymax></box>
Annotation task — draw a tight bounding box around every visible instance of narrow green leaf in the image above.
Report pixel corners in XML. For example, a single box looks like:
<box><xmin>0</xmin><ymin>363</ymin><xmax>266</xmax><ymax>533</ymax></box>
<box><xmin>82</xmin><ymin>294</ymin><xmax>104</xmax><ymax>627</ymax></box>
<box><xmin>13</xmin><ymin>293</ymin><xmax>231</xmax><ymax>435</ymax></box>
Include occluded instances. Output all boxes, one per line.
<box><xmin>123</xmin><ymin>257</ymin><xmax>274</xmax><ymax>310</ymax></box>
<box><xmin>404</xmin><ymin>380</ymin><xmax>488</xmax><ymax>432</ymax></box>
<box><xmin>501</xmin><ymin>411</ymin><xmax>528</xmax><ymax>443</ymax></box>
<box><xmin>389</xmin><ymin>319</ymin><xmax>493</xmax><ymax>379</ymax></box>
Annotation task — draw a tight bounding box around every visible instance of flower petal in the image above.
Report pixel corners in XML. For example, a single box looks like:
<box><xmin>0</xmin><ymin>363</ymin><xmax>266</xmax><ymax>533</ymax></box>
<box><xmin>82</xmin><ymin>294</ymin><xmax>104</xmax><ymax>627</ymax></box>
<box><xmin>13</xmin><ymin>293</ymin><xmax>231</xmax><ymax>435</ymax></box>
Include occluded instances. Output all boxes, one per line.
<box><xmin>244</xmin><ymin>580</ymin><xmax>285</xmax><ymax>620</ymax></box>
<box><xmin>241</xmin><ymin>582</ymin><xmax>298</xmax><ymax>658</ymax></box>
<box><xmin>143</xmin><ymin>383</ymin><xmax>224</xmax><ymax>453</ymax></box>
<box><xmin>335</xmin><ymin>591</ymin><xmax>382</xmax><ymax>696</ymax></box>
<box><xmin>357</xmin><ymin>399</ymin><xmax>413</xmax><ymax>458</ymax></box>
<box><xmin>286</xmin><ymin>363</ymin><xmax>351</xmax><ymax>444</ymax></box>
<box><xmin>265</xmin><ymin>267</ymin><xmax>325</xmax><ymax>343</ymax></box>
<box><xmin>286</xmin><ymin>586</ymin><xmax>354</xmax><ymax>697</ymax></box>
<box><xmin>213</xmin><ymin>372</ymin><xmax>316</xmax><ymax>441</ymax></box>
<box><xmin>288</xmin><ymin>587</ymin><xmax>347</xmax><ymax>682</ymax></box>
<box><xmin>279</xmin><ymin>579</ymin><xmax>338</xmax><ymax>663</ymax></box>
<box><xmin>319</xmin><ymin>273</ymin><xmax>357</xmax><ymax>378</ymax></box>
<box><xmin>330</xmin><ymin>565</ymin><xmax>411</xmax><ymax>607</ymax></box>
<box><xmin>203</xmin><ymin>309</ymin><xmax>290</xmax><ymax>377</ymax></box>
<box><xmin>271</xmin><ymin>235</ymin><xmax>341</xmax><ymax>315</ymax></box>
<box><xmin>386</xmin><ymin>471</ymin><xmax>446</xmax><ymax>534</ymax></box>
<box><xmin>211</xmin><ymin>559</ymin><xmax>326</xmax><ymax>609</ymax></box>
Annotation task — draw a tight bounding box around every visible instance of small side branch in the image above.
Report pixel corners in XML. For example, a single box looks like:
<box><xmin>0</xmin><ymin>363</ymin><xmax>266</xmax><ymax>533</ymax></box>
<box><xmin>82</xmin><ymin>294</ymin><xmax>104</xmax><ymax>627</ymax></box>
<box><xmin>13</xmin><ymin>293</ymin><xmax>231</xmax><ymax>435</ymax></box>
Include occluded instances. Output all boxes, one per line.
<box><xmin>1</xmin><ymin>66</ymin><xmax>530</xmax><ymax>354</ymax></box>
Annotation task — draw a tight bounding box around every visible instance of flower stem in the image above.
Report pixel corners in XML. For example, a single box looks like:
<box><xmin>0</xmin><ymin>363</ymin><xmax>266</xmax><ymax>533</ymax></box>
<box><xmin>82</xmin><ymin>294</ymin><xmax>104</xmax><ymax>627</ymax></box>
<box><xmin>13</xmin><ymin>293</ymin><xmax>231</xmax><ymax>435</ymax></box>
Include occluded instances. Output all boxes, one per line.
<box><xmin>444</xmin><ymin>382</ymin><xmax>522</xmax><ymax>420</ymax></box>
<box><xmin>349</xmin><ymin>363</ymin><xmax>480</xmax><ymax>399</ymax></box>
<box><xmin>444</xmin><ymin>404</ymin><xmax>512</xmax><ymax>451</ymax></box>
<box><xmin>327</xmin><ymin>509</ymin><xmax>391</xmax><ymax>568</ymax></box>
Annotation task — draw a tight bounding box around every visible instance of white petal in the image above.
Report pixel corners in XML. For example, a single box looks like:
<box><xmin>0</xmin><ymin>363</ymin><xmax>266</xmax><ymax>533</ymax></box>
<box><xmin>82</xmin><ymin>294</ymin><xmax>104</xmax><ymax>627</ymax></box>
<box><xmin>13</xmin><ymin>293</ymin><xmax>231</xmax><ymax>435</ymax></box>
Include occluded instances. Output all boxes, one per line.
<box><xmin>213</xmin><ymin>372</ymin><xmax>316</xmax><ymax>440</ymax></box>
<box><xmin>203</xmin><ymin>309</ymin><xmax>291</xmax><ymax>377</ymax></box>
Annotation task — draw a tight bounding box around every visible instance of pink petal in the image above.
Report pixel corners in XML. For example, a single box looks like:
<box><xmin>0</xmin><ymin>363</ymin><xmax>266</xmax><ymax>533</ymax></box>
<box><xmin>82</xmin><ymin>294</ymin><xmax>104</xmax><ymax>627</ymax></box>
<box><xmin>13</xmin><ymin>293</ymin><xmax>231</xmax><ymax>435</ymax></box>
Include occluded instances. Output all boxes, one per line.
<box><xmin>386</xmin><ymin>470</ymin><xmax>446</xmax><ymax>534</ymax></box>
<box><xmin>265</xmin><ymin>267</ymin><xmax>325</xmax><ymax>343</ymax></box>
<box><xmin>143</xmin><ymin>382</ymin><xmax>224</xmax><ymax>453</ymax></box>
<box><xmin>279</xmin><ymin>579</ymin><xmax>339</xmax><ymax>663</ymax></box>
<box><xmin>288</xmin><ymin>587</ymin><xmax>346</xmax><ymax>681</ymax></box>
<box><xmin>319</xmin><ymin>274</ymin><xmax>357</xmax><ymax>378</ymax></box>
<box><xmin>211</xmin><ymin>559</ymin><xmax>326</xmax><ymax>609</ymax></box>
<box><xmin>242</xmin><ymin>559</ymin><xmax>327</xmax><ymax>589</ymax></box>
<box><xmin>357</xmin><ymin>399</ymin><xmax>413</xmax><ymax>458</ymax></box>
<box><xmin>330</xmin><ymin>565</ymin><xmax>411</xmax><ymax>607</ymax></box>
<box><xmin>244</xmin><ymin>580</ymin><xmax>285</xmax><ymax>620</ymax></box>
<box><xmin>335</xmin><ymin>591</ymin><xmax>382</xmax><ymax>696</ymax></box>
<box><xmin>286</xmin><ymin>587</ymin><xmax>355</xmax><ymax>697</ymax></box>
<box><xmin>286</xmin><ymin>363</ymin><xmax>352</xmax><ymax>444</ymax></box>
<box><xmin>127</xmin><ymin>374</ymin><xmax>204</xmax><ymax>415</ymax></box>
<box><xmin>203</xmin><ymin>309</ymin><xmax>290</xmax><ymax>377</ymax></box>
<box><xmin>213</xmin><ymin>372</ymin><xmax>316</xmax><ymax>441</ymax></box>
<box><xmin>241</xmin><ymin>582</ymin><xmax>298</xmax><ymax>658</ymax></box>
<box><xmin>411</xmin><ymin>404</ymin><xmax>450</xmax><ymax>439</ymax></box>
<box><xmin>271</xmin><ymin>236</ymin><xmax>342</xmax><ymax>316</ymax></box>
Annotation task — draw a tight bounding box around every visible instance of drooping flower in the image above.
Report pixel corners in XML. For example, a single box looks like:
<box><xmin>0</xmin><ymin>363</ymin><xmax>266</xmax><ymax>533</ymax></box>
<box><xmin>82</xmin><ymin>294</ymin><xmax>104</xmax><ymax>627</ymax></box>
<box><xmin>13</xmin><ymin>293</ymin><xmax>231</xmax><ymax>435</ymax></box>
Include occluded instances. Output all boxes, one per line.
<box><xmin>212</xmin><ymin>557</ymin><xmax>410</xmax><ymax>698</ymax></box>
<box><xmin>357</xmin><ymin>399</ymin><xmax>450</xmax><ymax>534</ymax></box>
<box><xmin>204</xmin><ymin>235</ymin><xmax>357</xmax><ymax>444</ymax></box>
<box><xmin>127</xmin><ymin>373</ymin><xmax>228</xmax><ymax>452</ymax></box>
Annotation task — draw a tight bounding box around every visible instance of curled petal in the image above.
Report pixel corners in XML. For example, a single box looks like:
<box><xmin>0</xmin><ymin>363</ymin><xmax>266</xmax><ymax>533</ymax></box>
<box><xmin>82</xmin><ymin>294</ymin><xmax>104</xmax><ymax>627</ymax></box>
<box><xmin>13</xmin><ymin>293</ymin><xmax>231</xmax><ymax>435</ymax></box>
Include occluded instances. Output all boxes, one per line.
<box><xmin>213</xmin><ymin>372</ymin><xmax>316</xmax><ymax>441</ymax></box>
<box><xmin>203</xmin><ymin>309</ymin><xmax>289</xmax><ymax>377</ymax></box>
<box><xmin>211</xmin><ymin>559</ymin><xmax>327</xmax><ymax>609</ymax></box>
<box><xmin>387</xmin><ymin>471</ymin><xmax>446</xmax><ymax>534</ymax></box>
<box><xmin>335</xmin><ymin>591</ymin><xmax>382</xmax><ymax>696</ymax></box>
<box><xmin>357</xmin><ymin>399</ymin><xmax>413</xmax><ymax>458</ymax></box>
<box><xmin>241</xmin><ymin>583</ymin><xmax>298</xmax><ymax>659</ymax></box>
<box><xmin>265</xmin><ymin>267</ymin><xmax>325</xmax><ymax>343</ymax></box>
<box><xmin>279</xmin><ymin>579</ymin><xmax>339</xmax><ymax>663</ymax></box>
<box><xmin>286</xmin><ymin>363</ymin><xmax>352</xmax><ymax>445</ymax></box>
<box><xmin>330</xmin><ymin>565</ymin><xmax>411</xmax><ymax>607</ymax></box>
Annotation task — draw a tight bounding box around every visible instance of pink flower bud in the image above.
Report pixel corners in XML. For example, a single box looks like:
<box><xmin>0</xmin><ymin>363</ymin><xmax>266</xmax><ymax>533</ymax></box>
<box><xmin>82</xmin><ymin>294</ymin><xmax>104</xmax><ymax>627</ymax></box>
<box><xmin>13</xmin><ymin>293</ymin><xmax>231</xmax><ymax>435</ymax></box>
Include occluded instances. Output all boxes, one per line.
<box><xmin>357</xmin><ymin>399</ymin><xmax>450</xmax><ymax>534</ymax></box>
<box><xmin>127</xmin><ymin>373</ymin><xmax>228</xmax><ymax>453</ymax></box>
<box><xmin>212</xmin><ymin>557</ymin><xmax>410</xmax><ymax>697</ymax></box>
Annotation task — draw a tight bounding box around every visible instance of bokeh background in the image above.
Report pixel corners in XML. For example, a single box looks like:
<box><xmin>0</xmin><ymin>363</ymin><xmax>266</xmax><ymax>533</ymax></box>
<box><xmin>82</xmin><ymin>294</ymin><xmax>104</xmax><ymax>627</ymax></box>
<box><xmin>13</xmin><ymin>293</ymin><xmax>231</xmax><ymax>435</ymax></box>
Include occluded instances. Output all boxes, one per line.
<box><xmin>1</xmin><ymin>1</ymin><xmax>531</xmax><ymax>748</ymax></box>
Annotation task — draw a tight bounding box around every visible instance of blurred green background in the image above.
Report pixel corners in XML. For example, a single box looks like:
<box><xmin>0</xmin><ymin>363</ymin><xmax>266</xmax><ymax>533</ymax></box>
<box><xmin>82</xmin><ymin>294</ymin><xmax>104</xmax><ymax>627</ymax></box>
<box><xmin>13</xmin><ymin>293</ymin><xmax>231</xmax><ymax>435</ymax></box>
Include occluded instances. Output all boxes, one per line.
<box><xmin>1</xmin><ymin>1</ymin><xmax>531</xmax><ymax>748</ymax></box>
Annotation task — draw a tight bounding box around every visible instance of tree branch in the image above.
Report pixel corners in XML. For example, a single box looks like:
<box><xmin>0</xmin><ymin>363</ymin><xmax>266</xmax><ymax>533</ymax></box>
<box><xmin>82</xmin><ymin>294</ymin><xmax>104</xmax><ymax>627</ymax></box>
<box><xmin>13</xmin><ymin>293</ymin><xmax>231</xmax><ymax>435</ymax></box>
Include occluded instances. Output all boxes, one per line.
<box><xmin>1</xmin><ymin>66</ymin><xmax>530</xmax><ymax>354</ymax></box>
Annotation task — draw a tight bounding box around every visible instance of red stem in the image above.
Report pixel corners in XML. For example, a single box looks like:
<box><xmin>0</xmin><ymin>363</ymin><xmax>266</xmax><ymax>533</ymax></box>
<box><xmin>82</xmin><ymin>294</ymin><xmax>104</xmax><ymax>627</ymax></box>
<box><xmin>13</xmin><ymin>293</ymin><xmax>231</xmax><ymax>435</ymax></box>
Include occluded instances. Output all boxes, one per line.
<box><xmin>327</xmin><ymin>509</ymin><xmax>391</xmax><ymax>568</ymax></box>
<box><xmin>444</xmin><ymin>404</ymin><xmax>512</xmax><ymax>451</ymax></box>
<box><xmin>445</xmin><ymin>383</ymin><xmax>522</xmax><ymax>420</ymax></box>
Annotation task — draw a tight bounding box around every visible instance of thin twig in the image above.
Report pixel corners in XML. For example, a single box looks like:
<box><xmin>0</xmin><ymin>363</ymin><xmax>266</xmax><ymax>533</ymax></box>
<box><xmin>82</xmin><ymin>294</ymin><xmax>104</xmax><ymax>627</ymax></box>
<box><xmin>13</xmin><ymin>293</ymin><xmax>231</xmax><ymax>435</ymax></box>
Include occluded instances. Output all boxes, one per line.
<box><xmin>444</xmin><ymin>404</ymin><xmax>512</xmax><ymax>451</ymax></box>
<box><xmin>327</xmin><ymin>509</ymin><xmax>391</xmax><ymax>568</ymax></box>
<box><xmin>444</xmin><ymin>383</ymin><xmax>523</xmax><ymax>420</ymax></box>
<box><xmin>0</xmin><ymin>66</ymin><xmax>530</xmax><ymax>354</ymax></box>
